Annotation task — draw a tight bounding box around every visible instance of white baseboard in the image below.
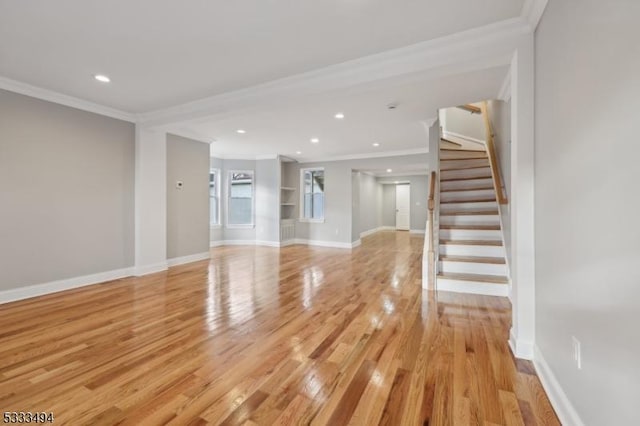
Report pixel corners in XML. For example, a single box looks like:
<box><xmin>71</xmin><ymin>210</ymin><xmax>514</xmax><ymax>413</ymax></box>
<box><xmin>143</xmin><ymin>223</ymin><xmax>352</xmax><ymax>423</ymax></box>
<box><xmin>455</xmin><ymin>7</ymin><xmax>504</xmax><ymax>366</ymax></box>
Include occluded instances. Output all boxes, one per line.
<box><xmin>359</xmin><ymin>226</ymin><xmax>396</xmax><ymax>239</ymax></box>
<box><xmin>210</xmin><ymin>239</ymin><xmax>281</xmax><ymax>248</ymax></box>
<box><xmin>167</xmin><ymin>252</ymin><xmax>210</xmax><ymax>267</ymax></box>
<box><xmin>134</xmin><ymin>261</ymin><xmax>168</xmax><ymax>276</ymax></box>
<box><xmin>410</xmin><ymin>229</ymin><xmax>426</xmax><ymax>234</ymax></box>
<box><xmin>534</xmin><ymin>345</ymin><xmax>585</xmax><ymax>426</ymax></box>
<box><xmin>0</xmin><ymin>266</ymin><xmax>134</xmax><ymax>305</ymax></box>
<box><xmin>508</xmin><ymin>329</ymin><xmax>534</xmax><ymax>360</ymax></box>
<box><xmin>351</xmin><ymin>239</ymin><xmax>362</xmax><ymax>248</ymax></box>
<box><xmin>255</xmin><ymin>240</ymin><xmax>282</xmax><ymax>248</ymax></box>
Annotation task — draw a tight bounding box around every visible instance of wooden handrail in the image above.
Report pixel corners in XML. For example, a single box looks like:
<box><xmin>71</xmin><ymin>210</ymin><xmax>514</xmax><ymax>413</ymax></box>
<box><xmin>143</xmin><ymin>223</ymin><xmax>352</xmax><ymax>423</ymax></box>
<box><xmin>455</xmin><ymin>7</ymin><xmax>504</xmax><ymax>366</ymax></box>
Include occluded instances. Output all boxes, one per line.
<box><xmin>480</xmin><ymin>101</ymin><xmax>508</xmax><ymax>205</ymax></box>
<box><xmin>427</xmin><ymin>171</ymin><xmax>436</xmax><ymax>290</ymax></box>
<box><xmin>457</xmin><ymin>104</ymin><xmax>482</xmax><ymax>114</ymax></box>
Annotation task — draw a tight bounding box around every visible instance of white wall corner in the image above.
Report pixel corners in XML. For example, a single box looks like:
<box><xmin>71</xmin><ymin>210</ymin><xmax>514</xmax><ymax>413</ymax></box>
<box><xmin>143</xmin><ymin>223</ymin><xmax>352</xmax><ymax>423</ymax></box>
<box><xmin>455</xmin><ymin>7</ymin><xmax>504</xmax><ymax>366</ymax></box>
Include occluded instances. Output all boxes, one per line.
<box><xmin>509</xmin><ymin>328</ymin><xmax>534</xmax><ymax>360</ymax></box>
<box><xmin>134</xmin><ymin>261</ymin><xmax>168</xmax><ymax>277</ymax></box>
<box><xmin>167</xmin><ymin>252</ymin><xmax>211</xmax><ymax>267</ymax></box>
<box><xmin>498</xmin><ymin>69</ymin><xmax>512</xmax><ymax>101</ymax></box>
<box><xmin>0</xmin><ymin>267</ymin><xmax>134</xmax><ymax>305</ymax></box>
<box><xmin>534</xmin><ymin>346</ymin><xmax>586</xmax><ymax>426</ymax></box>
<box><xmin>521</xmin><ymin>0</ymin><xmax>549</xmax><ymax>32</ymax></box>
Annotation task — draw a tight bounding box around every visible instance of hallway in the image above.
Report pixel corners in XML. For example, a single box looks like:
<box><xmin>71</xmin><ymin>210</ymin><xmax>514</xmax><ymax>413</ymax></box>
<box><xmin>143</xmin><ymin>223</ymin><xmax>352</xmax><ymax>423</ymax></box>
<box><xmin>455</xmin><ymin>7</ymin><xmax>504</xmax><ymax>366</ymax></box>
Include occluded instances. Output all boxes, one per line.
<box><xmin>0</xmin><ymin>232</ymin><xmax>558</xmax><ymax>425</ymax></box>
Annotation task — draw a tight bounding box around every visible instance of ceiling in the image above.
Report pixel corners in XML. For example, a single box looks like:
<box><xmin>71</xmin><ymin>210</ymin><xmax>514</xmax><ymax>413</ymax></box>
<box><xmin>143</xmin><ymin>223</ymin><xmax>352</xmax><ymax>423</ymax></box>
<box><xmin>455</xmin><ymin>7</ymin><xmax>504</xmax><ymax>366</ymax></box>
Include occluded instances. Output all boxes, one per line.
<box><xmin>184</xmin><ymin>65</ymin><xmax>508</xmax><ymax>161</ymax></box>
<box><xmin>0</xmin><ymin>0</ymin><xmax>523</xmax><ymax>113</ymax></box>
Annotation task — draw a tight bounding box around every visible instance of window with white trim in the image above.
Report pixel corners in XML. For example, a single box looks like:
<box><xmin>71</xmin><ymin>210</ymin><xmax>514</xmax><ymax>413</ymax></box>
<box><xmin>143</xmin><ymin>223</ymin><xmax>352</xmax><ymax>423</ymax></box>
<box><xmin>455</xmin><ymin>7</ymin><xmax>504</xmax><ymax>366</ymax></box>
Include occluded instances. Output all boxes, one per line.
<box><xmin>227</xmin><ymin>170</ymin><xmax>254</xmax><ymax>227</ymax></box>
<box><xmin>209</xmin><ymin>169</ymin><xmax>220</xmax><ymax>226</ymax></box>
<box><xmin>301</xmin><ymin>168</ymin><xmax>325</xmax><ymax>221</ymax></box>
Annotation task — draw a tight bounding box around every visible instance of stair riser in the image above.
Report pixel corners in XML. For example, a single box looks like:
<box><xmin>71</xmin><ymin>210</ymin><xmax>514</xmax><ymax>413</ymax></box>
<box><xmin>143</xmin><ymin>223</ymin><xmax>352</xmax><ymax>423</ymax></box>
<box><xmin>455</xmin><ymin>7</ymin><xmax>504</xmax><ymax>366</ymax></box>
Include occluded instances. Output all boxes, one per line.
<box><xmin>440</xmin><ymin>201</ymin><xmax>498</xmax><ymax>211</ymax></box>
<box><xmin>440</xmin><ymin>189</ymin><xmax>496</xmax><ymax>202</ymax></box>
<box><xmin>440</xmin><ymin>229</ymin><xmax>502</xmax><ymax>240</ymax></box>
<box><xmin>439</xmin><ymin>261</ymin><xmax>507</xmax><ymax>275</ymax></box>
<box><xmin>440</xmin><ymin>151</ymin><xmax>488</xmax><ymax>160</ymax></box>
<box><xmin>440</xmin><ymin>178</ymin><xmax>494</xmax><ymax>191</ymax></box>
<box><xmin>436</xmin><ymin>279</ymin><xmax>509</xmax><ymax>297</ymax></box>
<box><xmin>440</xmin><ymin>215</ymin><xmax>500</xmax><ymax>225</ymax></box>
<box><xmin>440</xmin><ymin>159</ymin><xmax>490</xmax><ymax>171</ymax></box>
<box><xmin>441</xmin><ymin>167</ymin><xmax>492</xmax><ymax>180</ymax></box>
<box><xmin>439</xmin><ymin>244</ymin><xmax>505</xmax><ymax>257</ymax></box>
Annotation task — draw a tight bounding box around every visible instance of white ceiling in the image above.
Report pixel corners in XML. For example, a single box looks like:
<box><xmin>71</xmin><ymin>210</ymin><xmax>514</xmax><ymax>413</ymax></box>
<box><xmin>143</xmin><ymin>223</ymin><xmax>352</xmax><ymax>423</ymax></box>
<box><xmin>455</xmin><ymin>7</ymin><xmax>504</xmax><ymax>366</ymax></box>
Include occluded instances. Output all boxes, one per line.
<box><xmin>0</xmin><ymin>0</ymin><xmax>523</xmax><ymax>113</ymax></box>
<box><xmin>183</xmin><ymin>65</ymin><xmax>508</xmax><ymax>161</ymax></box>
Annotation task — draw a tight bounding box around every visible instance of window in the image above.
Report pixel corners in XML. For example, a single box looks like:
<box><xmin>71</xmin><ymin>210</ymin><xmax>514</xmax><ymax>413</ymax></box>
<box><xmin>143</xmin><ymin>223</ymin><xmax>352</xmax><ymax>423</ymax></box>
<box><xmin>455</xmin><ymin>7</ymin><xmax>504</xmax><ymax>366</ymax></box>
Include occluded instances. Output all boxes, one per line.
<box><xmin>301</xmin><ymin>168</ymin><xmax>324</xmax><ymax>221</ymax></box>
<box><xmin>227</xmin><ymin>170</ymin><xmax>254</xmax><ymax>227</ymax></box>
<box><xmin>209</xmin><ymin>169</ymin><xmax>220</xmax><ymax>226</ymax></box>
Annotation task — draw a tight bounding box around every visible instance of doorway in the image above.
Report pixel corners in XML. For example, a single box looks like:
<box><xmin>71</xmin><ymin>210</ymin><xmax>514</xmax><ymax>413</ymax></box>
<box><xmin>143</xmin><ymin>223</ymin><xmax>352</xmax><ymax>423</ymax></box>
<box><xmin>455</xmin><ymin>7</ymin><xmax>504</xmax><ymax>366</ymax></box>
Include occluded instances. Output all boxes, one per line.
<box><xmin>395</xmin><ymin>184</ymin><xmax>410</xmax><ymax>231</ymax></box>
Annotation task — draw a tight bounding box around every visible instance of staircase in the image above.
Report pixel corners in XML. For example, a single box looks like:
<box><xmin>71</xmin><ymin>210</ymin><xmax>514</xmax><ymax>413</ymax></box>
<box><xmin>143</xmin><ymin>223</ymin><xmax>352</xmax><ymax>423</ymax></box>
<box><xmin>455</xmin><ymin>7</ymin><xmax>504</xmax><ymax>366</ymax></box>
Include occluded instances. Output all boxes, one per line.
<box><xmin>435</xmin><ymin>145</ymin><xmax>510</xmax><ymax>297</ymax></box>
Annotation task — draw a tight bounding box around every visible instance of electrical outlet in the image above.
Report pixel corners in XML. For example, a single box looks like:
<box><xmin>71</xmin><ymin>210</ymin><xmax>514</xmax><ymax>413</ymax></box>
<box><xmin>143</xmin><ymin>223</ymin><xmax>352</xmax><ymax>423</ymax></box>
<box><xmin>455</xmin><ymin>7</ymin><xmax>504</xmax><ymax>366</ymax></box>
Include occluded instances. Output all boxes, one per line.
<box><xmin>572</xmin><ymin>336</ymin><xmax>582</xmax><ymax>369</ymax></box>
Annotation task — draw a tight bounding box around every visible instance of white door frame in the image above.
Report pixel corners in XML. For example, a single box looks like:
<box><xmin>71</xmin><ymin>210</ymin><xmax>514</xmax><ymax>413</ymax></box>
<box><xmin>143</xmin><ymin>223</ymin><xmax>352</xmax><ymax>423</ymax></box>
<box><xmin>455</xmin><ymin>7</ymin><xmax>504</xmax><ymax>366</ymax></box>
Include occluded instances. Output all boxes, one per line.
<box><xmin>395</xmin><ymin>184</ymin><xmax>410</xmax><ymax>231</ymax></box>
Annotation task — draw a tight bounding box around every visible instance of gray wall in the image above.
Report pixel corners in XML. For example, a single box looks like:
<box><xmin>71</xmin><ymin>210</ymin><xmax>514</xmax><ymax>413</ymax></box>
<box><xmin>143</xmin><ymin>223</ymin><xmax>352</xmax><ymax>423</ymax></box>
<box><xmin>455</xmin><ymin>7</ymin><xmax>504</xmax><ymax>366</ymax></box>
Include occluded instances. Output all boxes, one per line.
<box><xmin>357</xmin><ymin>172</ymin><xmax>382</xmax><ymax>236</ymax></box>
<box><xmin>535</xmin><ymin>1</ymin><xmax>640</xmax><ymax>424</ymax></box>
<box><xmin>381</xmin><ymin>185</ymin><xmax>396</xmax><ymax>227</ymax></box>
<box><xmin>444</xmin><ymin>106</ymin><xmax>485</xmax><ymax>140</ymax></box>
<box><xmin>377</xmin><ymin>176</ymin><xmax>429</xmax><ymax>231</ymax></box>
<box><xmin>351</xmin><ymin>172</ymin><xmax>360</xmax><ymax>242</ymax></box>
<box><xmin>488</xmin><ymin>99</ymin><xmax>512</xmax><ymax>267</ymax></box>
<box><xmin>292</xmin><ymin>154</ymin><xmax>428</xmax><ymax>244</ymax></box>
<box><xmin>0</xmin><ymin>89</ymin><xmax>135</xmax><ymax>291</ymax></box>
<box><xmin>166</xmin><ymin>134</ymin><xmax>210</xmax><ymax>259</ymax></box>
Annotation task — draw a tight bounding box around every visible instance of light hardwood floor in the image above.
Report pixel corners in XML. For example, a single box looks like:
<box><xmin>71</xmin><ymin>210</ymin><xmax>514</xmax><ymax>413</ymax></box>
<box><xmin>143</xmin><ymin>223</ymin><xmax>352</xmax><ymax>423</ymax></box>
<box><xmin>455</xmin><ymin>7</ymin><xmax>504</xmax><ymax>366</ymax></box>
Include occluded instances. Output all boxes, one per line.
<box><xmin>0</xmin><ymin>231</ymin><xmax>559</xmax><ymax>425</ymax></box>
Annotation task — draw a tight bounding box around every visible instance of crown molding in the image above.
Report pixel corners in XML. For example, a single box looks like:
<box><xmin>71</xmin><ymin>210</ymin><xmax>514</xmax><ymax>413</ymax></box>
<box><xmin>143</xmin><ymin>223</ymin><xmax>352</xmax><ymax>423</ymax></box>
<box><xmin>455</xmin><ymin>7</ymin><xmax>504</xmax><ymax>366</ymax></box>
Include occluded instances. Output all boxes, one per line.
<box><xmin>0</xmin><ymin>76</ymin><xmax>137</xmax><ymax>123</ymax></box>
<box><xmin>297</xmin><ymin>148</ymin><xmax>429</xmax><ymax>164</ymax></box>
<box><xmin>521</xmin><ymin>0</ymin><xmax>549</xmax><ymax>32</ymax></box>
<box><xmin>375</xmin><ymin>171</ymin><xmax>429</xmax><ymax>178</ymax></box>
<box><xmin>139</xmin><ymin>18</ymin><xmax>530</xmax><ymax>128</ymax></box>
<box><xmin>210</xmin><ymin>154</ymin><xmax>279</xmax><ymax>161</ymax></box>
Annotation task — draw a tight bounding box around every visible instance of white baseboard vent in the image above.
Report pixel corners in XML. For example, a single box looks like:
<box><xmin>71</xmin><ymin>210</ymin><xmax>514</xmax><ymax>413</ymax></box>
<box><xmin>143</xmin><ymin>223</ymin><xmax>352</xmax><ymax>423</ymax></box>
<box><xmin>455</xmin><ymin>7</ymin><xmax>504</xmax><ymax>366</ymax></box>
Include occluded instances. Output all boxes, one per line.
<box><xmin>533</xmin><ymin>346</ymin><xmax>585</xmax><ymax>426</ymax></box>
<box><xmin>0</xmin><ymin>267</ymin><xmax>134</xmax><ymax>305</ymax></box>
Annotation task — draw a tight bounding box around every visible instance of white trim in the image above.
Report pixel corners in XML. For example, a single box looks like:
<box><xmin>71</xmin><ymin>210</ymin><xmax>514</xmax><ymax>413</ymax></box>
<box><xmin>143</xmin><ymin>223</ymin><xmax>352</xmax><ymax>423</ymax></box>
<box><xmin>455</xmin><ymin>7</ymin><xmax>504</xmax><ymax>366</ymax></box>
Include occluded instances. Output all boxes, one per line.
<box><xmin>255</xmin><ymin>240</ymin><xmax>282</xmax><ymax>248</ymax></box>
<box><xmin>409</xmin><ymin>229</ymin><xmax>426</xmax><ymax>234</ymax></box>
<box><xmin>437</xmin><ymin>278</ymin><xmax>509</xmax><ymax>297</ymax></box>
<box><xmin>209</xmin><ymin>168</ymin><xmax>221</xmax><ymax>227</ymax></box>
<box><xmin>534</xmin><ymin>346</ymin><xmax>585</xmax><ymax>426</ymax></box>
<box><xmin>0</xmin><ymin>75</ymin><xmax>136</xmax><ymax>122</ymax></box>
<box><xmin>442</xmin><ymin>131</ymin><xmax>486</xmax><ymax>145</ymax></box>
<box><xmin>360</xmin><ymin>227</ymin><xmax>382</xmax><ymax>238</ymax></box>
<box><xmin>351</xmin><ymin>239</ymin><xmax>362</xmax><ymax>248</ymax></box>
<box><xmin>298</xmin><ymin>239</ymin><xmax>354</xmax><ymax>249</ymax></box>
<box><xmin>167</xmin><ymin>252</ymin><xmax>210</xmax><ymax>267</ymax></box>
<box><xmin>211</xmin><ymin>154</ymin><xmax>279</xmax><ymax>161</ymax></box>
<box><xmin>298</xmin><ymin>148</ymin><xmax>429</xmax><ymax>164</ymax></box>
<box><xmin>508</xmin><ymin>329</ymin><xmax>534</xmax><ymax>360</ymax></box>
<box><xmin>374</xmin><ymin>171</ymin><xmax>429</xmax><ymax>178</ymax></box>
<box><xmin>521</xmin><ymin>0</ymin><xmax>549</xmax><ymax>32</ymax></box>
<box><xmin>226</xmin><ymin>169</ymin><xmax>255</xmax><ymax>228</ymax></box>
<box><xmin>210</xmin><ymin>239</ymin><xmax>281</xmax><ymax>247</ymax></box>
<box><xmin>0</xmin><ymin>267</ymin><xmax>134</xmax><ymax>305</ymax></box>
<box><xmin>300</xmin><ymin>167</ymin><xmax>325</xmax><ymax>222</ymax></box>
<box><xmin>497</xmin><ymin>69</ymin><xmax>512</xmax><ymax>101</ymax></box>
<box><xmin>134</xmin><ymin>261</ymin><xmax>169</xmax><ymax>276</ymax></box>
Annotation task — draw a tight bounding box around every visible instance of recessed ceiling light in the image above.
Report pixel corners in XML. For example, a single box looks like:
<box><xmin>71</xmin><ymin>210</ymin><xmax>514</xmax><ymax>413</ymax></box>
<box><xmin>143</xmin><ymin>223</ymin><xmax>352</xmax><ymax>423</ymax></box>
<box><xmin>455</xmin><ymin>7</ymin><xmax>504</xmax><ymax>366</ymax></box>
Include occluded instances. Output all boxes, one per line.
<box><xmin>296</xmin><ymin>151</ymin><xmax>302</xmax><ymax>155</ymax></box>
<box><xmin>236</xmin><ymin>129</ymin><xmax>246</xmax><ymax>134</ymax></box>
<box><xmin>373</xmin><ymin>143</ymin><xmax>380</xmax><ymax>147</ymax></box>
<box><xmin>94</xmin><ymin>74</ymin><xmax>110</xmax><ymax>83</ymax></box>
<box><xmin>334</xmin><ymin>113</ymin><xmax>345</xmax><ymax>119</ymax></box>
<box><xmin>387</xmin><ymin>169</ymin><xmax>393</xmax><ymax>173</ymax></box>
<box><xmin>310</xmin><ymin>138</ymin><xmax>319</xmax><ymax>143</ymax></box>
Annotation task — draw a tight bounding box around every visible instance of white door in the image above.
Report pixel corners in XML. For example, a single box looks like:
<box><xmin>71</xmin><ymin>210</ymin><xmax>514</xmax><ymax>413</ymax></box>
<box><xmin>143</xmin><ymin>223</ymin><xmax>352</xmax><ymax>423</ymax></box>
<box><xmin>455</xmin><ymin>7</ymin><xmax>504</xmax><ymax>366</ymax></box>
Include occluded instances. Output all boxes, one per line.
<box><xmin>395</xmin><ymin>184</ymin><xmax>410</xmax><ymax>231</ymax></box>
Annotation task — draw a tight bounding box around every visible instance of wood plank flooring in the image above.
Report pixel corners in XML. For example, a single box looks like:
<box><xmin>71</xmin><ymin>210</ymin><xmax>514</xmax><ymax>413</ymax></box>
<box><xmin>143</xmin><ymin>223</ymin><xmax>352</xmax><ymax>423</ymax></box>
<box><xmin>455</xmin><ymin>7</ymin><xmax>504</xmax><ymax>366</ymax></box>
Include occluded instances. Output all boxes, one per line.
<box><xmin>0</xmin><ymin>231</ymin><xmax>559</xmax><ymax>425</ymax></box>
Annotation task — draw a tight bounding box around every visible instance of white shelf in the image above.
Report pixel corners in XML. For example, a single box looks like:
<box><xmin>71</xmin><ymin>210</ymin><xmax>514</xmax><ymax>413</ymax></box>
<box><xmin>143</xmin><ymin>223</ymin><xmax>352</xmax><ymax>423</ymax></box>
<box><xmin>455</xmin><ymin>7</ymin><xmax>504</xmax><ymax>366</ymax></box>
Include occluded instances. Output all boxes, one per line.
<box><xmin>280</xmin><ymin>187</ymin><xmax>295</xmax><ymax>191</ymax></box>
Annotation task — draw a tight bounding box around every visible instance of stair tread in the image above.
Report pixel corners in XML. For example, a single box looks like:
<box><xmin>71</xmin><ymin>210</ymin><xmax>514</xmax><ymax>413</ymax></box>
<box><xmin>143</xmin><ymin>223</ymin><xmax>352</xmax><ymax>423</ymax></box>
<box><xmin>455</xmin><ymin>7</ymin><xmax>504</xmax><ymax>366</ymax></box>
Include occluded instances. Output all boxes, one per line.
<box><xmin>440</xmin><ymin>239</ymin><xmax>503</xmax><ymax>246</ymax></box>
<box><xmin>440</xmin><ymin>255</ymin><xmax>506</xmax><ymax>264</ymax></box>
<box><xmin>441</xmin><ymin>224</ymin><xmax>500</xmax><ymax>230</ymax></box>
<box><xmin>441</xmin><ymin>210</ymin><xmax>500</xmax><ymax>216</ymax></box>
<box><xmin>440</xmin><ymin>156</ymin><xmax>489</xmax><ymax>161</ymax></box>
<box><xmin>441</xmin><ymin>186</ymin><xmax>495</xmax><ymax>193</ymax></box>
<box><xmin>441</xmin><ymin>197</ymin><xmax>497</xmax><ymax>204</ymax></box>
<box><xmin>437</xmin><ymin>272</ymin><xmax>509</xmax><ymax>284</ymax></box>
<box><xmin>440</xmin><ymin>165</ymin><xmax>491</xmax><ymax>171</ymax></box>
<box><xmin>441</xmin><ymin>175</ymin><xmax>493</xmax><ymax>182</ymax></box>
